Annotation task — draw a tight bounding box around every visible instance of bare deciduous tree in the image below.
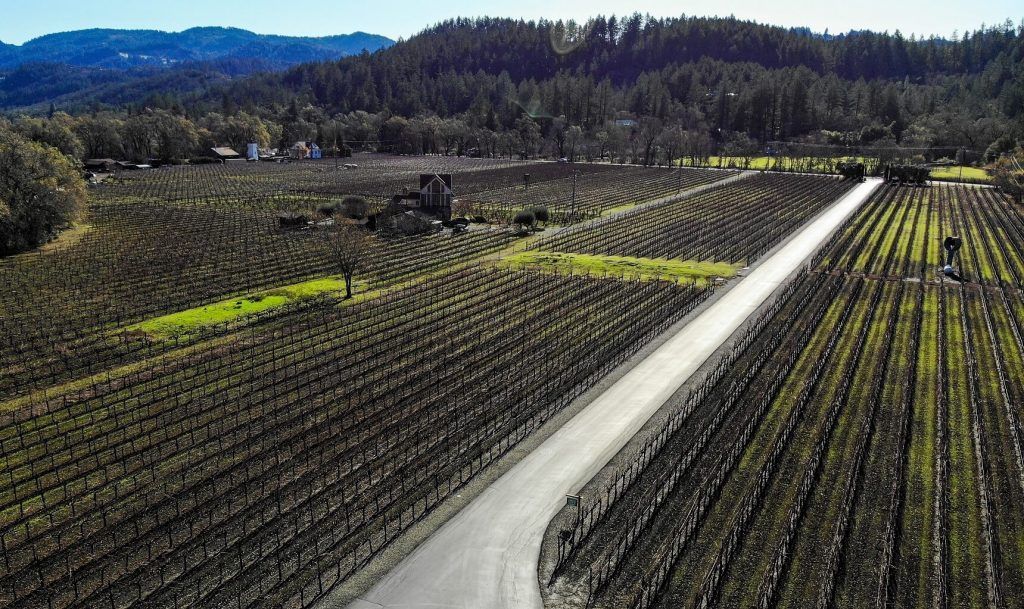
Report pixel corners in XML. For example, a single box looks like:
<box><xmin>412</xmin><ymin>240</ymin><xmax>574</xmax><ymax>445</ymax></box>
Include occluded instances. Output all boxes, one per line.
<box><xmin>327</xmin><ymin>225</ymin><xmax>372</xmax><ymax>299</ymax></box>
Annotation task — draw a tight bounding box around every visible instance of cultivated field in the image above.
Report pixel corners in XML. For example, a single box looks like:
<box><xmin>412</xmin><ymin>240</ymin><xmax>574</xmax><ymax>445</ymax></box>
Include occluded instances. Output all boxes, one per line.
<box><xmin>93</xmin><ymin>154</ymin><xmax>552</xmax><ymax>209</ymax></box>
<box><xmin>0</xmin><ymin>267</ymin><xmax>713</xmax><ymax>609</ymax></box>
<box><xmin>533</xmin><ymin>173</ymin><xmax>856</xmax><ymax>265</ymax></box>
<box><xmin>93</xmin><ymin>155</ymin><xmax>727</xmax><ymax>220</ymax></box>
<box><xmin>0</xmin><ymin>157</ymin><xmax>869</xmax><ymax>609</ymax></box>
<box><xmin>462</xmin><ymin>165</ymin><xmax>736</xmax><ymax>224</ymax></box>
<box><xmin>545</xmin><ymin>182</ymin><xmax>1024</xmax><ymax>609</ymax></box>
<box><xmin>0</xmin><ymin>204</ymin><xmax>516</xmax><ymax>396</ymax></box>
<box><xmin>681</xmin><ymin>156</ymin><xmax>993</xmax><ymax>184</ymax></box>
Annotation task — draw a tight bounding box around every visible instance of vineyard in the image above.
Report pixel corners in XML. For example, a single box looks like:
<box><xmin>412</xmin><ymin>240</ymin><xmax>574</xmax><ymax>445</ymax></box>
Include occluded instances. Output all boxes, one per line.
<box><xmin>91</xmin><ymin>155</ymin><xmax>733</xmax><ymax>225</ymax></box>
<box><xmin>0</xmin><ymin>153</ymin><xmax>769</xmax><ymax>609</ymax></box>
<box><xmin>0</xmin><ymin>158</ymin><xmax>742</xmax><ymax>397</ymax></box>
<box><xmin>544</xmin><ymin>182</ymin><xmax>1024</xmax><ymax>609</ymax></box>
<box><xmin>0</xmin><ymin>152</ymin><xmax>888</xmax><ymax>609</ymax></box>
<box><xmin>822</xmin><ymin>183</ymin><xmax>1024</xmax><ymax>289</ymax></box>
<box><xmin>0</xmin><ymin>266</ymin><xmax>713</xmax><ymax>609</ymax></box>
<box><xmin>93</xmin><ymin>155</ymin><xmax>725</xmax><ymax>216</ymax></box>
<box><xmin>461</xmin><ymin>165</ymin><xmax>735</xmax><ymax>224</ymax></box>
<box><xmin>532</xmin><ymin>173</ymin><xmax>856</xmax><ymax>265</ymax></box>
<box><xmin>0</xmin><ymin>203</ymin><xmax>517</xmax><ymax>396</ymax></box>
<box><xmin>92</xmin><ymin>154</ymin><xmax>558</xmax><ymax>209</ymax></box>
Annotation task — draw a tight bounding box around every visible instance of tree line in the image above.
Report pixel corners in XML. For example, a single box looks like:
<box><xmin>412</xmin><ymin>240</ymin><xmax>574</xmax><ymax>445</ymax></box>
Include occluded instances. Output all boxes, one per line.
<box><xmin>6</xmin><ymin>15</ymin><xmax>1024</xmax><ymax>163</ymax></box>
<box><xmin>4</xmin><ymin>14</ymin><xmax>1024</xmax><ymax>254</ymax></box>
<box><xmin>203</xmin><ymin>15</ymin><xmax>1023</xmax><ymax>151</ymax></box>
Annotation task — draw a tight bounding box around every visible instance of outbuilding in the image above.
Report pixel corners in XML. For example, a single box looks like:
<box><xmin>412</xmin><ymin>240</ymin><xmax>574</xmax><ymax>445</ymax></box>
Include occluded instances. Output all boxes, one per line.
<box><xmin>83</xmin><ymin>158</ymin><xmax>118</xmax><ymax>172</ymax></box>
<box><xmin>290</xmin><ymin>141</ymin><xmax>322</xmax><ymax>160</ymax></box>
<box><xmin>210</xmin><ymin>147</ymin><xmax>242</xmax><ymax>162</ymax></box>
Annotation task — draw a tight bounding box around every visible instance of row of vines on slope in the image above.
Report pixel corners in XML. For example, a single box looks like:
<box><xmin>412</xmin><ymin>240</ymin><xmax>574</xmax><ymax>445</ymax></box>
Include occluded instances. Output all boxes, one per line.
<box><xmin>0</xmin><ymin>266</ymin><xmax>713</xmax><ymax>609</ymax></box>
<box><xmin>547</xmin><ymin>183</ymin><xmax>1024</xmax><ymax>609</ymax></box>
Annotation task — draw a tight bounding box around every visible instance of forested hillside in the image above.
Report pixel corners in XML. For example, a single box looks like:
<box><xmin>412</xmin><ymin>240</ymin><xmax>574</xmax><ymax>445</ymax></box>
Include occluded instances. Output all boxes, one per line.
<box><xmin>0</xmin><ymin>27</ymin><xmax>393</xmax><ymax>70</ymax></box>
<box><xmin>3</xmin><ymin>15</ymin><xmax>1023</xmax><ymax>170</ymax></box>
<box><xmin>214</xmin><ymin>16</ymin><xmax>1023</xmax><ymax>150</ymax></box>
<box><xmin>0</xmin><ymin>28</ymin><xmax>393</xmax><ymax>111</ymax></box>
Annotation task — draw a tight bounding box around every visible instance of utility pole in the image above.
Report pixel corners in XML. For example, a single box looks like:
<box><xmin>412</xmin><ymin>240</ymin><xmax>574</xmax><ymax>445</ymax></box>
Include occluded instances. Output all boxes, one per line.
<box><xmin>569</xmin><ymin>170</ymin><xmax>578</xmax><ymax>223</ymax></box>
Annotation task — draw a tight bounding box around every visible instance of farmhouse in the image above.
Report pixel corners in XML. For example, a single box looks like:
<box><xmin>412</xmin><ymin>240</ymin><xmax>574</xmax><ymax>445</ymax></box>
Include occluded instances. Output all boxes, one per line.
<box><xmin>389</xmin><ymin>174</ymin><xmax>454</xmax><ymax>220</ymax></box>
<box><xmin>290</xmin><ymin>141</ymin><xmax>322</xmax><ymax>160</ymax></box>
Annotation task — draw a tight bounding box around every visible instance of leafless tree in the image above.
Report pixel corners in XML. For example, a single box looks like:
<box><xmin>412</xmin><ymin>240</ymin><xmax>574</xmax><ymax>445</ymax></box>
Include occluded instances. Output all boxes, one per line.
<box><xmin>639</xmin><ymin>117</ymin><xmax>663</xmax><ymax>166</ymax></box>
<box><xmin>327</xmin><ymin>225</ymin><xmax>373</xmax><ymax>299</ymax></box>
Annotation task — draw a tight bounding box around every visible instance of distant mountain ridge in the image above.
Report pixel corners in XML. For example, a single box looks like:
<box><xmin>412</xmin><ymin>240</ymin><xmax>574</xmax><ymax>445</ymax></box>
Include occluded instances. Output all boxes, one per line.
<box><xmin>0</xmin><ymin>27</ymin><xmax>394</xmax><ymax>70</ymax></box>
<box><xmin>0</xmin><ymin>27</ymin><xmax>393</xmax><ymax>112</ymax></box>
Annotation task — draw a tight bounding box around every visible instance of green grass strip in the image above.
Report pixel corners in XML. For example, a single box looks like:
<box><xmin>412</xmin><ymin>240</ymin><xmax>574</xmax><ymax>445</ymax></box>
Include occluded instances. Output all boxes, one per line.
<box><xmin>679</xmin><ymin>157</ymin><xmax>990</xmax><ymax>183</ymax></box>
<box><xmin>929</xmin><ymin>166</ymin><xmax>990</xmax><ymax>183</ymax></box>
<box><xmin>499</xmin><ymin>251</ymin><xmax>739</xmax><ymax>285</ymax></box>
<box><xmin>129</xmin><ymin>276</ymin><xmax>367</xmax><ymax>338</ymax></box>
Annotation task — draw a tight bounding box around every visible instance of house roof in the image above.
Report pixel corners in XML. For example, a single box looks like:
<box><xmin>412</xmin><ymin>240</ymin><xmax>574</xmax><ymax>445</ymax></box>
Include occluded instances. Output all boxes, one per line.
<box><xmin>420</xmin><ymin>173</ymin><xmax>453</xmax><ymax>190</ymax></box>
<box><xmin>211</xmin><ymin>147</ymin><xmax>240</xmax><ymax>157</ymax></box>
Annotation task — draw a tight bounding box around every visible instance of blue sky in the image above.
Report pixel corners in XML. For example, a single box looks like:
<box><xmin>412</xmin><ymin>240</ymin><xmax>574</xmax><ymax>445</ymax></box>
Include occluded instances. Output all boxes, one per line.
<box><xmin>1</xmin><ymin>0</ymin><xmax>1019</xmax><ymax>44</ymax></box>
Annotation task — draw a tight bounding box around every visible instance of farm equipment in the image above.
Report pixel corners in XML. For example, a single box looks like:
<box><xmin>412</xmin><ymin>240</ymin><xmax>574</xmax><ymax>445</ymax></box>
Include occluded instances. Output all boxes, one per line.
<box><xmin>837</xmin><ymin>161</ymin><xmax>865</xmax><ymax>181</ymax></box>
<box><xmin>943</xmin><ymin>235</ymin><xmax>962</xmax><ymax>276</ymax></box>
<box><xmin>884</xmin><ymin>164</ymin><xmax>930</xmax><ymax>185</ymax></box>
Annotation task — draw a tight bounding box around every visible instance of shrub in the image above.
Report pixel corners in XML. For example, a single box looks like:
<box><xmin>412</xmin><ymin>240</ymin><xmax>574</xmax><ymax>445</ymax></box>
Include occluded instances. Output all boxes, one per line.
<box><xmin>513</xmin><ymin>209</ymin><xmax>536</xmax><ymax>231</ymax></box>
<box><xmin>318</xmin><ymin>202</ymin><xmax>340</xmax><ymax>217</ymax></box>
<box><xmin>530</xmin><ymin>206</ymin><xmax>550</xmax><ymax>225</ymax></box>
<box><xmin>340</xmin><ymin>195</ymin><xmax>369</xmax><ymax>219</ymax></box>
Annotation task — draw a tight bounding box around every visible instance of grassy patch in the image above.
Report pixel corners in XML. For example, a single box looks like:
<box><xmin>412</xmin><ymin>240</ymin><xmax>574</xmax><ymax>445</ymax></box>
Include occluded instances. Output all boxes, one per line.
<box><xmin>929</xmin><ymin>166</ymin><xmax>990</xmax><ymax>183</ymax></box>
<box><xmin>6</xmin><ymin>223</ymin><xmax>93</xmax><ymax>260</ymax></box>
<box><xmin>681</xmin><ymin>155</ymin><xmax>868</xmax><ymax>172</ymax></box>
<box><xmin>42</xmin><ymin>223</ymin><xmax>93</xmax><ymax>251</ymax></box>
<box><xmin>943</xmin><ymin>289</ymin><xmax>987</xmax><ymax>607</ymax></box>
<box><xmin>679</xmin><ymin>156</ymin><xmax>990</xmax><ymax>183</ymax></box>
<box><xmin>499</xmin><ymin>251</ymin><xmax>739</xmax><ymax>284</ymax></box>
<box><xmin>130</xmin><ymin>276</ymin><xmax>366</xmax><ymax>338</ymax></box>
<box><xmin>601</xmin><ymin>202</ymin><xmax>643</xmax><ymax>216</ymax></box>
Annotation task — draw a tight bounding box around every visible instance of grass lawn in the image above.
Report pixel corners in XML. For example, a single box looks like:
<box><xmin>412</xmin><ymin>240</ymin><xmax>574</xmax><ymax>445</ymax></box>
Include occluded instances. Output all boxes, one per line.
<box><xmin>499</xmin><ymin>251</ymin><xmax>739</xmax><ymax>284</ymax></box>
<box><xmin>929</xmin><ymin>165</ymin><xmax>990</xmax><ymax>183</ymax></box>
<box><xmin>131</xmin><ymin>276</ymin><xmax>368</xmax><ymax>338</ymax></box>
